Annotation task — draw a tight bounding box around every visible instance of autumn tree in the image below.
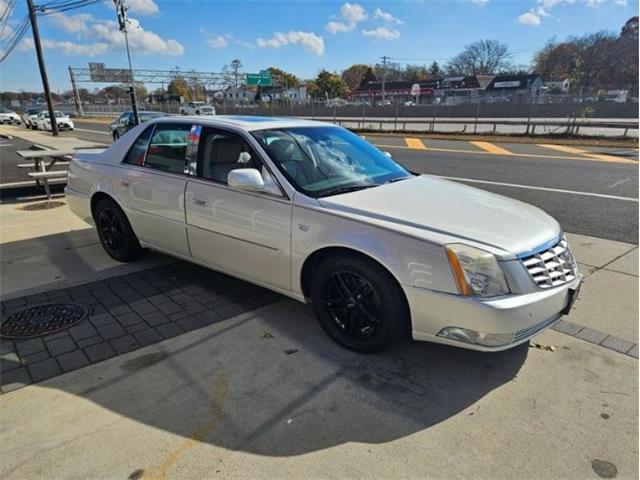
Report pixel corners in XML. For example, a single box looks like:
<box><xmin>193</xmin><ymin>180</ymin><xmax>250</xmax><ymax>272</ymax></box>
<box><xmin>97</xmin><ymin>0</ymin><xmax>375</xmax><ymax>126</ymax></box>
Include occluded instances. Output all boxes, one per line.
<box><xmin>167</xmin><ymin>77</ymin><xmax>191</xmax><ymax>102</ymax></box>
<box><xmin>402</xmin><ymin>65</ymin><xmax>430</xmax><ymax>82</ymax></box>
<box><xmin>268</xmin><ymin>67</ymin><xmax>299</xmax><ymax>88</ymax></box>
<box><xmin>312</xmin><ymin>70</ymin><xmax>348</xmax><ymax>99</ymax></box>
<box><xmin>447</xmin><ymin>39</ymin><xmax>512</xmax><ymax>76</ymax></box>
<box><xmin>341</xmin><ymin>64</ymin><xmax>371</xmax><ymax>90</ymax></box>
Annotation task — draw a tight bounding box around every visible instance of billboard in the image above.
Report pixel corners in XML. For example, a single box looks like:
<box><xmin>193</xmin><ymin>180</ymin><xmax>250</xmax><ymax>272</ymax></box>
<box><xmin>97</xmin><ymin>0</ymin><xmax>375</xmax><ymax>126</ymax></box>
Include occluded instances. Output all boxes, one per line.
<box><xmin>88</xmin><ymin>63</ymin><xmax>132</xmax><ymax>83</ymax></box>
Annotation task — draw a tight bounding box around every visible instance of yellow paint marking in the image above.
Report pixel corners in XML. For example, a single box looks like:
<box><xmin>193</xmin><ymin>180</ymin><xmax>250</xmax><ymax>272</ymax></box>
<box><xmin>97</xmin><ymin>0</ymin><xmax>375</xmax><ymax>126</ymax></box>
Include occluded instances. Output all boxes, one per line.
<box><xmin>537</xmin><ymin>144</ymin><xmax>634</xmax><ymax>163</ymax></box>
<box><xmin>143</xmin><ymin>375</ymin><xmax>227</xmax><ymax>480</ymax></box>
<box><xmin>470</xmin><ymin>141</ymin><xmax>512</xmax><ymax>155</ymax></box>
<box><xmin>372</xmin><ymin>143</ymin><xmax>636</xmax><ymax>164</ymax></box>
<box><xmin>405</xmin><ymin>137</ymin><xmax>427</xmax><ymax>150</ymax></box>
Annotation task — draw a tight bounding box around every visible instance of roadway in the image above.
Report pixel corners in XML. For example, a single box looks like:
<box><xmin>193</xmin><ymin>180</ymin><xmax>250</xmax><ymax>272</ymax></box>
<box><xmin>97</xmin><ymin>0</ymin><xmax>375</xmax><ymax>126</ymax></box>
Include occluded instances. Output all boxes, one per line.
<box><xmin>27</xmin><ymin>119</ymin><xmax>640</xmax><ymax>243</ymax></box>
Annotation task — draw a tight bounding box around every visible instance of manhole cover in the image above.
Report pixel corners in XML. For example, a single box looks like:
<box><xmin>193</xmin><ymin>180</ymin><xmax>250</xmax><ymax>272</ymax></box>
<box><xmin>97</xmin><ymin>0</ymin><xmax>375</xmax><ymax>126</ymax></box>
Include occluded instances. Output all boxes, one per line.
<box><xmin>1</xmin><ymin>303</ymin><xmax>90</xmax><ymax>339</ymax></box>
<box><xmin>18</xmin><ymin>201</ymin><xmax>66</xmax><ymax>211</ymax></box>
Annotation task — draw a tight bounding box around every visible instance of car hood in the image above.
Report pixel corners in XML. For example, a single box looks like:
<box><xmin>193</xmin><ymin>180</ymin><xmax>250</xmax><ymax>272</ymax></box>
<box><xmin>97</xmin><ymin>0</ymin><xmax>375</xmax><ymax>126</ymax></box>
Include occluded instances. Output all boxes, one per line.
<box><xmin>317</xmin><ymin>175</ymin><xmax>560</xmax><ymax>257</ymax></box>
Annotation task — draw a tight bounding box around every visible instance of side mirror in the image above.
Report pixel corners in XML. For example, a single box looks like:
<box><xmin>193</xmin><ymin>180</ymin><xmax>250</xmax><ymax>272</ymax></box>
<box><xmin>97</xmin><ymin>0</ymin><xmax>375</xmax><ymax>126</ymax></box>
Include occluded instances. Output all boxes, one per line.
<box><xmin>122</xmin><ymin>117</ymin><xmax>130</xmax><ymax>126</ymax></box>
<box><xmin>228</xmin><ymin>168</ymin><xmax>264</xmax><ymax>192</ymax></box>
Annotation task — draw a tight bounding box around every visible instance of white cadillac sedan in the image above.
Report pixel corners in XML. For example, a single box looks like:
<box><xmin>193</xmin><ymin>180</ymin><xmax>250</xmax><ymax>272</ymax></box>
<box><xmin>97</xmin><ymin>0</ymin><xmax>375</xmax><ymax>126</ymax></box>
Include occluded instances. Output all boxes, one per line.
<box><xmin>66</xmin><ymin>116</ymin><xmax>582</xmax><ymax>353</ymax></box>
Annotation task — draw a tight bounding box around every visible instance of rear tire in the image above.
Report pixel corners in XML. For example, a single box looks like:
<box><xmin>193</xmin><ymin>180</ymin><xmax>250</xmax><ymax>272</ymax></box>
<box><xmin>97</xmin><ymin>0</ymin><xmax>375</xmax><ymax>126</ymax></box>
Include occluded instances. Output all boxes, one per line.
<box><xmin>311</xmin><ymin>253</ymin><xmax>408</xmax><ymax>353</ymax></box>
<box><xmin>94</xmin><ymin>198</ymin><xmax>141</xmax><ymax>262</ymax></box>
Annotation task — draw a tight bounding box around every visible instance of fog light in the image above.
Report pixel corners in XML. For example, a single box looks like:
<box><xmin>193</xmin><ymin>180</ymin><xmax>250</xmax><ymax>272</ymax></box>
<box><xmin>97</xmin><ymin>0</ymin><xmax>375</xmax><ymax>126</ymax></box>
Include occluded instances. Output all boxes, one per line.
<box><xmin>437</xmin><ymin>327</ymin><xmax>514</xmax><ymax>347</ymax></box>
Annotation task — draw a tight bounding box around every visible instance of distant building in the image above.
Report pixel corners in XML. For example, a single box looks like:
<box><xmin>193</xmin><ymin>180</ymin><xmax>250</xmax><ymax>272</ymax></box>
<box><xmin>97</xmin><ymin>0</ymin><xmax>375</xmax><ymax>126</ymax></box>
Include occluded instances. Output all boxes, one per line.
<box><xmin>350</xmin><ymin>80</ymin><xmax>438</xmax><ymax>104</ymax></box>
<box><xmin>543</xmin><ymin>78</ymin><xmax>572</xmax><ymax>93</ymax></box>
<box><xmin>486</xmin><ymin>74</ymin><xmax>543</xmax><ymax>95</ymax></box>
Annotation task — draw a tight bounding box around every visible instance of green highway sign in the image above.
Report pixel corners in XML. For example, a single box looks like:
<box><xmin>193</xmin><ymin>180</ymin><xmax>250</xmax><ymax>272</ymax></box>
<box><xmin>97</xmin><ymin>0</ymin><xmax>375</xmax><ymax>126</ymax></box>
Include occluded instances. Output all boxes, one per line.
<box><xmin>246</xmin><ymin>72</ymin><xmax>272</xmax><ymax>86</ymax></box>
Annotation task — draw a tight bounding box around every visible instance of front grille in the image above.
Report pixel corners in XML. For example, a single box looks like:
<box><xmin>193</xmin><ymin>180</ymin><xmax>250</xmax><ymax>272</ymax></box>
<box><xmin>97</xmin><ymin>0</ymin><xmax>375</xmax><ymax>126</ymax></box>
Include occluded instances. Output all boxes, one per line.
<box><xmin>521</xmin><ymin>237</ymin><xmax>577</xmax><ymax>289</ymax></box>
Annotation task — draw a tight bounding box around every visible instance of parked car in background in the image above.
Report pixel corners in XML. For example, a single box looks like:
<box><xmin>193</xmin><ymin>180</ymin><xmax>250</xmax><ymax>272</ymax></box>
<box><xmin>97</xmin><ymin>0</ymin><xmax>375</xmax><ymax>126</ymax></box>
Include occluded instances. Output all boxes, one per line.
<box><xmin>110</xmin><ymin>111</ymin><xmax>166</xmax><ymax>141</ymax></box>
<box><xmin>22</xmin><ymin>108</ymin><xmax>42</xmax><ymax>129</ymax></box>
<box><xmin>179</xmin><ymin>101</ymin><xmax>215</xmax><ymax>116</ymax></box>
<box><xmin>66</xmin><ymin>116</ymin><xmax>582</xmax><ymax>353</ymax></box>
<box><xmin>376</xmin><ymin>99</ymin><xmax>392</xmax><ymax>106</ymax></box>
<box><xmin>35</xmin><ymin>111</ymin><xmax>74</xmax><ymax>131</ymax></box>
<box><xmin>0</xmin><ymin>108</ymin><xmax>21</xmax><ymax>125</ymax></box>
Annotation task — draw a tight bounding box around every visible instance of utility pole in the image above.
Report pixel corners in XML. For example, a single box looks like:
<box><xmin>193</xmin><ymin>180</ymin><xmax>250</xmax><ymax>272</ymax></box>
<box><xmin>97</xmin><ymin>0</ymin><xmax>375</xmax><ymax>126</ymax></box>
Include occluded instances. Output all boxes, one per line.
<box><xmin>114</xmin><ymin>0</ymin><xmax>139</xmax><ymax>125</ymax></box>
<box><xmin>380</xmin><ymin>55</ymin><xmax>390</xmax><ymax>102</ymax></box>
<box><xmin>27</xmin><ymin>0</ymin><xmax>58</xmax><ymax>136</ymax></box>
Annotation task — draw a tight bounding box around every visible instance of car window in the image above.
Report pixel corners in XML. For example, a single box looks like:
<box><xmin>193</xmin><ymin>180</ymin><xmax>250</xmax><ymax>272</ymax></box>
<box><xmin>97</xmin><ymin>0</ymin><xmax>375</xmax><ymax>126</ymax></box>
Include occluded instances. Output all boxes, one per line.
<box><xmin>123</xmin><ymin>126</ymin><xmax>154</xmax><ymax>166</ymax></box>
<box><xmin>144</xmin><ymin>123</ymin><xmax>191</xmax><ymax>174</ymax></box>
<box><xmin>197</xmin><ymin>128</ymin><xmax>260</xmax><ymax>184</ymax></box>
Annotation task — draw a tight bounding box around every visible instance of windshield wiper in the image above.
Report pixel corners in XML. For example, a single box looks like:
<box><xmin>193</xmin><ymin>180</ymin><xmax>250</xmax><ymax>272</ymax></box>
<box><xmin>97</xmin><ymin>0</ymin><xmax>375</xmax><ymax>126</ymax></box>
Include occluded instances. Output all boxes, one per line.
<box><xmin>318</xmin><ymin>184</ymin><xmax>379</xmax><ymax>198</ymax></box>
<box><xmin>384</xmin><ymin>176</ymin><xmax>412</xmax><ymax>184</ymax></box>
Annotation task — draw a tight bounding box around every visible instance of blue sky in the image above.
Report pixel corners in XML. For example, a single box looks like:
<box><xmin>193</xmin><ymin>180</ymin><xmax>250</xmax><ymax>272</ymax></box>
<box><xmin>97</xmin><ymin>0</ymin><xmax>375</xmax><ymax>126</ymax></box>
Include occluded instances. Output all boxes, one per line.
<box><xmin>0</xmin><ymin>0</ymin><xmax>637</xmax><ymax>92</ymax></box>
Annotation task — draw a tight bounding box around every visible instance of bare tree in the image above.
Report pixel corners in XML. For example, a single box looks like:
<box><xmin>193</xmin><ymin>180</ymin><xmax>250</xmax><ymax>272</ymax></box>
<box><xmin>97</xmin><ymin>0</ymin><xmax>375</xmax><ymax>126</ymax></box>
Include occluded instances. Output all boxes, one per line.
<box><xmin>230</xmin><ymin>59</ymin><xmax>242</xmax><ymax>87</ymax></box>
<box><xmin>446</xmin><ymin>40</ymin><xmax>512</xmax><ymax>76</ymax></box>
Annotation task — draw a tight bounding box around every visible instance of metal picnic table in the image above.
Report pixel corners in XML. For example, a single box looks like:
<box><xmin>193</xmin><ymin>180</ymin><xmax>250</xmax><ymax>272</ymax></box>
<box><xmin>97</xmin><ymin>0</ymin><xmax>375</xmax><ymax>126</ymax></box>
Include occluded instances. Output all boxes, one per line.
<box><xmin>16</xmin><ymin>149</ymin><xmax>76</xmax><ymax>199</ymax></box>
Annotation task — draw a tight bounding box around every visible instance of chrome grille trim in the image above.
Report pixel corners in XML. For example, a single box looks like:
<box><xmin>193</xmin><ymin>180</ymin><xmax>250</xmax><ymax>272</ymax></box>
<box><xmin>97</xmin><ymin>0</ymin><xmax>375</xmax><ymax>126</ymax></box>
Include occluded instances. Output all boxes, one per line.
<box><xmin>521</xmin><ymin>237</ymin><xmax>577</xmax><ymax>289</ymax></box>
<box><xmin>513</xmin><ymin>314</ymin><xmax>561</xmax><ymax>342</ymax></box>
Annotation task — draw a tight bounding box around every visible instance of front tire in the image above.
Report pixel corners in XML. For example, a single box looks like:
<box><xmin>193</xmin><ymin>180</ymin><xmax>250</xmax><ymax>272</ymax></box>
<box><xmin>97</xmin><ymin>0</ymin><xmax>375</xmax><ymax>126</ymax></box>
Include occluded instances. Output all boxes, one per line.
<box><xmin>113</xmin><ymin>131</ymin><xmax>119</xmax><ymax>142</ymax></box>
<box><xmin>311</xmin><ymin>254</ymin><xmax>408</xmax><ymax>353</ymax></box>
<box><xmin>94</xmin><ymin>198</ymin><xmax>141</xmax><ymax>262</ymax></box>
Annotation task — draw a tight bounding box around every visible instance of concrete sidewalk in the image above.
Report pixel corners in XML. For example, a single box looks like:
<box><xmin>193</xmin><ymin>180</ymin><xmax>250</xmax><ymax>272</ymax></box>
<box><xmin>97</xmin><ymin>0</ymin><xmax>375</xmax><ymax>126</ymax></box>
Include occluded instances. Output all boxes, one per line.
<box><xmin>0</xmin><ymin>301</ymin><xmax>637</xmax><ymax>479</ymax></box>
<box><xmin>0</xmin><ymin>124</ymin><xmax>106</xmax><ymax>149</ymax></box>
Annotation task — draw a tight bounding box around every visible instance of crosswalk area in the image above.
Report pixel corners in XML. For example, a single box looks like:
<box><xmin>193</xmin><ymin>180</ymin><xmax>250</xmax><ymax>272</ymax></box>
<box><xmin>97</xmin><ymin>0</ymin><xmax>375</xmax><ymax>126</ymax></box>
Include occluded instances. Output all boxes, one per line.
<box><xmin>368</xmin><ymin>136</ymin><xmax>639</xmax><ymax>164</ymax></box>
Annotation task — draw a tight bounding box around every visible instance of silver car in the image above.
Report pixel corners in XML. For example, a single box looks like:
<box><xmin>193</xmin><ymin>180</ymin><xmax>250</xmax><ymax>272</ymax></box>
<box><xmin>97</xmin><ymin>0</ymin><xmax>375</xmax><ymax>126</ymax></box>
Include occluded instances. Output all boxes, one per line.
<box><xmin>66</xmin><ymin>116</ymin><xmax>582</xmax><ymax>353</ymax></box>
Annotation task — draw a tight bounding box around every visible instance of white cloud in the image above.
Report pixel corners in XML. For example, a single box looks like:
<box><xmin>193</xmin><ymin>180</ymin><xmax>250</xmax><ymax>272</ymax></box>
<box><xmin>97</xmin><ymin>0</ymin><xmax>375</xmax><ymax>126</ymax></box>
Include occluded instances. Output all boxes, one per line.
<box><xmin>49</xmin><ymin>12</ymin><xmax>93</xmax><ymax>34</ymax></box>
<box><xmin>518</xmin><ymin>0</ymin><xmax>624</xmax><ymax>26</ymax></box>
<box><xmin>518</xmin><ymin>11</ymin><xmax>541</xmax><ymax>25</ymax></box>
<box><xmin>257</xmin><ymin>31</ymin><xmax>325</xmax><ymax>55</ymax></box>
<box><xmin>206</xmin><ymin>35</ymin><xmax>228</xmax><ymax>48</ymax></box>
<box><xmin>326</xmin><ymin>21</ymin><xmax>354</xmax><ymax>33</ymax></box>
<box><xmin>92</xmin><ymin>17</ymin><xmax>184</xmax><ymax>55</ymax></box>
<box><xmin>362</xmin><ymin>27</ymin><xmax>400</xmax><ymax>40</ymax></box>
<box><xmin>124</xmin><ymin>0</ymin><xmax>159</xmax><ymax>15</ymax></box>
<box><xmin>325</xmin><ymin>2</ymin><xmax>367</xmax><ymax>34</ymax></box>
<box><xmin>373</xmin><ymin>8</ymin><xmax>403</xmax><ymax>24</ymax></box>
<box><xmin>19</xmin><ymin>37</ymin><xmax>108</xmax><ymax>56</ymax></box>
<box><xmin>471</xmin><ymin>0</ymin><xmax>489</xmax><ymax>4</ymax></box>
<box><xmin>341</xmin><ymin>3</ymin><xmax>367</xmax><ymax>22</ymax></box>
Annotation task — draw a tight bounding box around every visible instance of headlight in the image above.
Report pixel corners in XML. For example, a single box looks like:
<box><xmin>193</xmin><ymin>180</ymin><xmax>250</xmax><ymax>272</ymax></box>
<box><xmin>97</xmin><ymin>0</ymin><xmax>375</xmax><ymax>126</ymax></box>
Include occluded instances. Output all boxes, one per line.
<box><xmin>445</xmin><ymin>243</ymin><xmax>510</xmax><ymax>297</ymax></box>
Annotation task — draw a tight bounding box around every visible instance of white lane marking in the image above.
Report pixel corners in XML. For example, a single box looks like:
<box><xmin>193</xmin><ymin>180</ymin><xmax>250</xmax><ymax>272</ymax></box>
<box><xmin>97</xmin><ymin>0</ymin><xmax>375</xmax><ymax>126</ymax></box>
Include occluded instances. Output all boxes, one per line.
<box><xmin>74</xmin><ymin>127</ymin><xmax>111</xmax><ymax>136</ymax></box>
<box><xmin>437</xmin><ymin>175</ymin><xmax>639</xmax><ymax>202</ymax></box>
<box><xmin>609</xmin><ymin>177</ymin><xmax>634</xmax><ymax>189</ymax></box>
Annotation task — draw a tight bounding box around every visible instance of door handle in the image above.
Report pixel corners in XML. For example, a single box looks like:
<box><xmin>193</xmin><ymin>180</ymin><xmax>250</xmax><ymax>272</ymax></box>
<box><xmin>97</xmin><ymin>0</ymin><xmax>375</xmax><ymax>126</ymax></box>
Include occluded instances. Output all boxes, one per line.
<box><xmin>121</xmin><ymin>180</ymin><xmax>130</xmax><ymax>187</ymax></box>
<box><xmin>192</xmin><ymin>197</ymin><xmax>208</xmax><ymax>207</ymax></box>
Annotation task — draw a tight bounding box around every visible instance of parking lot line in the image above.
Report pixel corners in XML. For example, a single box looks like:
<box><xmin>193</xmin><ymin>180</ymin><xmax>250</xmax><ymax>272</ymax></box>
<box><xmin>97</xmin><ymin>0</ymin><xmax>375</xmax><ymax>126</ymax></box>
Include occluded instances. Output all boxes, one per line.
<box><xmin>73</xmin><ymin>128</ymin><xmax>111</xmax><ymax>136</ymax></box>
<box><xmin>372</xmin><ymin>143</ymin><xmax>637</xmax><ymax>164</ymax></box>
<box><xmin>470</xmin><ymin>141</ymin><xmax>512</xmax><ymax>155</ymax></box>
<box><xmin>439</xmin><ymin>175</ymin><xmax>639</xmax><ymax>202</ymax></box>
<box><xmin>537</xmin><ymin>144</ymin><xmax>633</xmax><ymax>163</ymax></box>
<box><xmin>404</xmin><ymin>137</ymin><xmax>427</xmax><ymax>149</ymax></box>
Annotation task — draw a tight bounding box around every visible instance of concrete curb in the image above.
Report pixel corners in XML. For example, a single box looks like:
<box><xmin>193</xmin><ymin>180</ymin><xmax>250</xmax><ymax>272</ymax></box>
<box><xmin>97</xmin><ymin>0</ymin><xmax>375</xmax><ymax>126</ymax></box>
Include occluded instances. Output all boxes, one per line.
<box><xmin>552</xmin><ymin>319</ymin><xmax>638</xmax><ymax>358</ymax></box>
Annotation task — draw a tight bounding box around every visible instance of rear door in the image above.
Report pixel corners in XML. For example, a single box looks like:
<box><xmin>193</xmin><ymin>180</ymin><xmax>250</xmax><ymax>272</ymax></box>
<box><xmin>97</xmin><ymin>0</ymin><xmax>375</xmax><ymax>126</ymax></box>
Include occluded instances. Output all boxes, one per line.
<box><xmin>118</xmin><ymin>122</ymin><xmax>193</xmax><ymax>257</ymax></box>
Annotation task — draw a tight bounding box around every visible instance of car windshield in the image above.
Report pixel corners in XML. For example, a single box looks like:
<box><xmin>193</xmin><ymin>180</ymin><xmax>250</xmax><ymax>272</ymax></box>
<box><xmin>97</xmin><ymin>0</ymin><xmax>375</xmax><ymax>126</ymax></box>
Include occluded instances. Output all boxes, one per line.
<box><xmin>27</xmin><ymin>109</ymin><xmax>40</xmax><ymax>115</ymax></box>
<box><xmin>139</xmin><ymin>112</ymin><xmax>164</xmax><ymax>122</ymax></box>
<box><xmin>252</xmin><ymin>126</ymin><xmax>411</xmax><ymax>198</ymax></box>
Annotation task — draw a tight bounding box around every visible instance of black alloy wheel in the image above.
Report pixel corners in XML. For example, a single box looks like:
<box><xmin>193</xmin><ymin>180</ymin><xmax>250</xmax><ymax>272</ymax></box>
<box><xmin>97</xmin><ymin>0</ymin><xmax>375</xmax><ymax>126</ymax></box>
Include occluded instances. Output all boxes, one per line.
<box><xmin>94</xmin><ymin>199</ymin><xmax>141</xmax><ymax>262</ymax></box>
<box><xmin>322</xmin><ymin>271</ymin><xmax>382</xmax><ymax>341</ymax></box>
<box><xmin>311</xmin><ymin>254</ymin><xmax>408</xmax><ymax>353</ymax></box>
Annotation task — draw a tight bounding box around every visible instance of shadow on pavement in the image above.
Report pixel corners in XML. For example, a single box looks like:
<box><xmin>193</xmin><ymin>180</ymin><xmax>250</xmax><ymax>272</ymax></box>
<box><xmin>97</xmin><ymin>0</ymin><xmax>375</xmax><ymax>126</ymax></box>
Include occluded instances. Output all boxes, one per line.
<box><xmin>3</xmin><ymin>295</ymin><xmax>528</xmax><ymax>457</ymax></box>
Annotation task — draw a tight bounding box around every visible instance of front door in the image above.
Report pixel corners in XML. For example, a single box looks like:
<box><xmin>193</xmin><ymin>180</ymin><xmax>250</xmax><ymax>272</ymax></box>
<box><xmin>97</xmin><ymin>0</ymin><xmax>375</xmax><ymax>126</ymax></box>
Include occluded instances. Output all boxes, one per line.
<box><xmin>185</xmin><ymin>127</ymin><xmax>292</xmax><ymax>291</ymax></box>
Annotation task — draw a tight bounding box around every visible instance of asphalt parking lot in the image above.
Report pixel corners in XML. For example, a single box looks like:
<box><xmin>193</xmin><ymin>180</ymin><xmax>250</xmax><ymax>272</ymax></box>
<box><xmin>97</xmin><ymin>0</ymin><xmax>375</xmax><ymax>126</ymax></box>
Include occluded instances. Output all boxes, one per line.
<box><xmin>0</xmin><ymin>122</ymin><xmax>637</xmax><ymax>479</ymax></box>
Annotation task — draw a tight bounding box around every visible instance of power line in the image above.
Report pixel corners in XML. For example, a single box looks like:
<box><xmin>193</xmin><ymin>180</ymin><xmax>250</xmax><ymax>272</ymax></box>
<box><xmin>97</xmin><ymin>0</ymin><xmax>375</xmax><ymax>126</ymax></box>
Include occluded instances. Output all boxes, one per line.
<box><xmin>0</xmin><ymin>15</ymin><xmax>29</xmax><ymax>63</ymax></box>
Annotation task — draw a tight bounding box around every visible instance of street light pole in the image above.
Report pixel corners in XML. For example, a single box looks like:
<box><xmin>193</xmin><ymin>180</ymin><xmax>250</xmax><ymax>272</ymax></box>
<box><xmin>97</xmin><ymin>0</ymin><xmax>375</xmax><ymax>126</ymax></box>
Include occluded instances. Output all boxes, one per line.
<box><xmin>27</xmin><ymin>0</ymin><xmax>58</xmax><ymax>136</ymax></box>
<box><xmin>114</xmin><ymin>0</ymin><xmax>139</xmax><ymax>125</ymax></box>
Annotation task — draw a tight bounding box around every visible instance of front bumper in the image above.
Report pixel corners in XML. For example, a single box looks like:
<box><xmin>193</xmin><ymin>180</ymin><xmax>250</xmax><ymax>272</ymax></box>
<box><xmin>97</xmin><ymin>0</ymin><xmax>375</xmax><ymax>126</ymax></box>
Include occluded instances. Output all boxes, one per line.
<box><xmin>405</xmin><ymin>274</ymin><xmax>583</xmax><ymax>352</ymax></box>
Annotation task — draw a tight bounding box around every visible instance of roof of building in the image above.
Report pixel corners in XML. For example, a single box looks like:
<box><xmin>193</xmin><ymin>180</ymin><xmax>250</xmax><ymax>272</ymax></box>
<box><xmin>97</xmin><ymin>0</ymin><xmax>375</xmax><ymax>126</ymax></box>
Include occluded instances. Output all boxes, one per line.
<box><xmin>487</xmin><ymin>74</ymin><xmax>542</xmax><ymax>89</ymax></box>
